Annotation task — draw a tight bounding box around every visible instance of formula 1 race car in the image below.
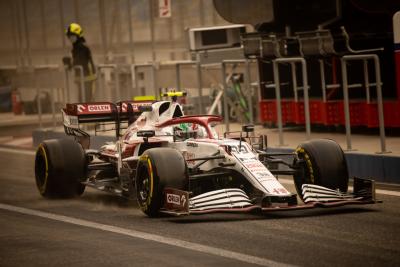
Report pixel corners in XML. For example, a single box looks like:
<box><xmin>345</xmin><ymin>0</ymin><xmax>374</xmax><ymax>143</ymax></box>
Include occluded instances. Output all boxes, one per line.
<box><xmin>34</xmin><ymin>92</ymin><xmax>377</xmax><ymax>217</ymax></box>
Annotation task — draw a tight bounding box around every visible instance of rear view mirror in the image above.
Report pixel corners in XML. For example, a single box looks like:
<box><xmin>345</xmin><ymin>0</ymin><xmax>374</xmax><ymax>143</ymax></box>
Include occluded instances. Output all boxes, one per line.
<box><xmin>137</xmin><ymin>130</ymin><xmax>155</xmax><ymax>142</ymax></box>
<box><xmin>242</xmin><ymin>124</ymin><xmax>254</xmax><ymax>133</ymax></box>
<box><xmin>137</xmin><ymin>130</ymin><xmax>155</xmax><ymax>138</ymax></box>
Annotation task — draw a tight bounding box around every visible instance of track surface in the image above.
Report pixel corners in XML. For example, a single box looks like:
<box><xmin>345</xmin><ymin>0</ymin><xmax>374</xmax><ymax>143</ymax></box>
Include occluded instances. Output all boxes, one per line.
<box><xmin>1</xmin><ymin>148</ymin><xmax>400</xmax><ymax>267</ymax></box>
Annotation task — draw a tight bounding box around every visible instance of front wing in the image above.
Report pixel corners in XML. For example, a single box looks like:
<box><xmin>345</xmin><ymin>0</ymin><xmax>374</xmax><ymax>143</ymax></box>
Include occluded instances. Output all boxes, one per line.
<box><xmin>160</xmin><ymin>177</ymin><xmax>378</xmax><ymax>216</ymax></box>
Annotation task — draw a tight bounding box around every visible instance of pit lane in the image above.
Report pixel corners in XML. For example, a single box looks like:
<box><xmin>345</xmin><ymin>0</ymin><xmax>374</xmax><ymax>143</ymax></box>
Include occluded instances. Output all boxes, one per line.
<box><xmin>1</xmin><ymin>148</ymin><xmax>400</xmax><ymax>267</ymax></box>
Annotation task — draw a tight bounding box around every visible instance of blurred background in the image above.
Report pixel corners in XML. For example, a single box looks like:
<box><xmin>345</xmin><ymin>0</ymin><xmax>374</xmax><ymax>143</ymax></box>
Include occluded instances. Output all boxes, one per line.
<box><xmin>0</xmin><ymin>0</ymin><xmax>231</xmax><ymax>65</ymax></box>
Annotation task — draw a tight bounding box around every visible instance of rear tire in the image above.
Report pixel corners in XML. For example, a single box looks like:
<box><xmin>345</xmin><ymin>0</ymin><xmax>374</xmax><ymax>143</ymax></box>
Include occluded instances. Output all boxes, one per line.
<box><xmin>35</xmin><ymin>139</ymin><xmax>86</xmax><ymax>198</ymax></box>
<box><xmin>135</xmin><ymin>148</ymin><xmax>188</xmax><ymax>217</ymax></box>
<box><xmin>294</xmin><ymin>139</ymin><xmax>349</xmax><ymax>201</ymax></box>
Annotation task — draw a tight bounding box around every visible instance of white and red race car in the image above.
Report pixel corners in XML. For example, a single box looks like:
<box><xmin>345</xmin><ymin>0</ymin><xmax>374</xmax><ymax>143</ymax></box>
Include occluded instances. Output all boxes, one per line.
<box><xmin>34</xmin><ymin>92</ymin><xmax>377</xmax><ymax>217</ymax></box>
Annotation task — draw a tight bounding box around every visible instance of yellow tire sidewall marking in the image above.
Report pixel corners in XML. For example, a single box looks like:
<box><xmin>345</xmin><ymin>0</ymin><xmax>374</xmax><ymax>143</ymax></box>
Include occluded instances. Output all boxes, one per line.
<box><xmin>38</xmin><ymin>144</ymin><xmax>49</xmax><ymax>194</ymax></box>
<box><xmin>138</xmin><ymin>154</ymin><xmax>154</xmax><ymax>211</ymax></box>
<box><xmin>296</xmin><ymin>147</ymin><xmax>315</xmax><ymax>184</ymax></box>
<box><xmin>147</xmin><ymin>158</ymin><xmax>154</xmax><ymax>200</ymax></box>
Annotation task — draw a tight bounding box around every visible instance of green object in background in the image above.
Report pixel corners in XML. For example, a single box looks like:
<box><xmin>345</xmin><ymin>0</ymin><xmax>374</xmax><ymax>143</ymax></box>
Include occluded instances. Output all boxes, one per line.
<box><xmin>232</xmin><ymin>80</ymin><xmax>250</xmax><ymax>122</ymax></box>
<box><xmin>233</xmin><ymin>82</ymin><xmax>248</xmax><ymax>110</ymax></box>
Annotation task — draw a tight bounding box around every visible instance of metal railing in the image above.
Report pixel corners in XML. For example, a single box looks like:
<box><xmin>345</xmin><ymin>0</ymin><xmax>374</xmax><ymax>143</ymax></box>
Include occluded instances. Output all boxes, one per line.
<box><xmin>341</xmin><ymin>54</ymin><xmax>388</xmax><ymax>153</ymax></box>
<box><xmin>272</xmin><ymin>57</ymin><xmax>311</xmax><ymax>146</ymax></box>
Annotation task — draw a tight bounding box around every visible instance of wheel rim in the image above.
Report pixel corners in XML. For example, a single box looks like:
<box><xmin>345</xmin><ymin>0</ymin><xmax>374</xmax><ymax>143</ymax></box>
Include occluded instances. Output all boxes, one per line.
<box><xmin>137</xmin><ymin>165</ymin><xmax>150</xmax><ymax>205</ymax></box>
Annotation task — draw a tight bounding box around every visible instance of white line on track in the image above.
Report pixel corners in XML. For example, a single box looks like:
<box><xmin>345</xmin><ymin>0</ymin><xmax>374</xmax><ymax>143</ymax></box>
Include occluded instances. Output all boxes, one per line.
<box><xmin>0</xmin><ymin>147</ymin><xmax>35</xmax><ymax>156</ymax></box>
<box><xmin>0</xmin><ymin>203</ymin><xmax>294</xmax><ymax>267</ymax></box>
<box><xmin>5</xmin><ymin>137</ymin><xmax>32</xmax><ymax>146</ymax></box>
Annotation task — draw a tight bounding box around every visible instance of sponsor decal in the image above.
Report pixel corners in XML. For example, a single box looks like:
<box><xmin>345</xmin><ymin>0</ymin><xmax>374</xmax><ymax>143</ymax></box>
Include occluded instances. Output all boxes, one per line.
<box><xmin>121</xmin><ymin>103</ymin><xmax>128</xmax><ymax>112</ymax></box>
<box><xmin>238</xmin><ymin>157</ymin><xmax>257</xmax><ymax>162</ymax></box>
<box><xmin>252</xmin><ymin>171</ymin><xmax>270</xmax><ymax>178</ymax></box>
<box><xmin>88</xmin><ymin>104</ymin><xmax>111</xmax><ymax>112</ymax></box>
<box><xmin>137</xmin><ymin>102</ymin><xmax>152</xmax><ymax>111</ymax></box>
<box><xmin>77</xmin><ymin>104</ymin><xmax>86</xmax><ymax>113</ymax></box>
<box><xmin>183</xmin><ymin>152</ymin><xmax>196</xmax><ymax>166</ymax></box>
<box><xmin>244</xmin><ymin>161</ymin><xmax>266</xmax><ymax>171</ymax></box>
<box><xmin>167</xmin><ymin>193</ymin><xmax>182</xmax><ymax>205</ymax></box>
<box><xmin>271</xmin><ymin>188</ymin><xmax>290</xmax><ymax>195</ymax></box>
<box><xmin>234</xmin><ymin>153</ymin><xmax>288</xmax><ymax>195</ymax></box>
<box><xmin>186</xmin><ymin>142</ymin><xmax>198</xmax><ymax>148</ymax></box>
<box><xmin>164</xmin><ymin>188</ymin><xmax>189</xmax><ymax>212</ymax></box>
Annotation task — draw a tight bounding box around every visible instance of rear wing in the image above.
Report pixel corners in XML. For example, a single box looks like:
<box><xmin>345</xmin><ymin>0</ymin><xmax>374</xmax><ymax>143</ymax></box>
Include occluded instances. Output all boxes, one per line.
<box><xmin>62</xmin><ymin>100</ymin><xmax>153</xmax><ymax>137</ymax></box>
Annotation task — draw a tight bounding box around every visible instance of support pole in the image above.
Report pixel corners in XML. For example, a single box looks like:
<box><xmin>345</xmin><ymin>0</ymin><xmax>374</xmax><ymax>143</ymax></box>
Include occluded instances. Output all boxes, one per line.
<box><xmin>291</xmin><ymin>62</ymin><xmax>298</xmax><ymax>101</ymax></box>
<box><xmin>176</xmin><ymin>64</ymin><xmax>181</xmax><ymax>91</ymax></box>
<box><xmin>39</xmin><ymin>0</ymin><xmax>48</xmax><ymax>64</ymax></box>
<box><xmin>126</xmin><ymin>0</ymin><xmax>135</xmax><ymax>63</ymax></box>
<box><xmin>373</xmin><ymin>55</ymin><xmax>387</xmax><ymax>153</ymax></box>
<box><xmin>22</xmin><ymin>0</ymin><xmax>32</xmax><ymax>66</ymax></box>
<box><xmin>363</xmin><ymin>59</ymin><xmax>370</xmax><ymax>103</ymax></box>
<box><xmin>50</xmin><ymin>88</ymin><xmax>56</xmax><ymax>129</ymax></box>
<box><xmin>319</xmin><ymin>59</ymin><xmax>327</xmax><ymax>102</ymax></box>
<box><xmin>301</xmin><ymin>58</ymin><xmax>311</xmax><ymax>140</ymax></box>
<box><xmin>245</xmin><ymin>60</ymin><xmax>254</xmax><ymax>124</ymax></box>
<box><xmin>341</xmin><ymin>57</ymin><xmax>352</xmax><ymax>150</ymax></box>
<box><xmin>36</xmin><ymin>88</ymin><xmax>43</xmax><ymax>129</ymax></box>
<box><xmin>58</xmin><ymin>0</ymin><xmax>66</xmax><ymax>50</ymax></box>
<box><xmin>152</xmin><ymin>64</ymin><xmax>158</xmax><ymax>99</ymax></box>
<box><xmin>221</xmin><ymin>62</ymin><xmax>229</xmax><ymax>132</ymax></box>
<box><xmin>149</xmin><ymin>0</ymin><xmax>156</xmax><ymax>61</ymax></box>
<box><xmin>272</xmin><ymin>60</ymin><xmax>284</xmax><ymax>146</ymax></box>
<box><xmin>196</xmin><ymin>61</ymin><xmax>203</xmax><ymax>114</ymax></box>
<box><xmin>98</xmin><ymin>0</ymin><xmax>108</xmax><ymax>62</ymax></box>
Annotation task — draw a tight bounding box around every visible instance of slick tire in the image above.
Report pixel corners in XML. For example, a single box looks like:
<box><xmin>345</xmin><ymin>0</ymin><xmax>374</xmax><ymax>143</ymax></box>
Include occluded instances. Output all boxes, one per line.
<box><xmin>294</xmin><ymin>139</ymin><xmax>349</xmax><ymax>200</ymax></box>
<box><xmin>35</xmin><ymin>138</ymin><xmax>86</xmax><ymax>198</ymax></box>
<box><xmin>136</xmin><ymin>148</ymin><xmax>188</xmax><ymax>217</ymax></box>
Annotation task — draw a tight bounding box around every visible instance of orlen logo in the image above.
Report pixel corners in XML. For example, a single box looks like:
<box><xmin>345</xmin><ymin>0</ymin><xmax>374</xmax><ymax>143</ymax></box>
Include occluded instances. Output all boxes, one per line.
<box><xmin>166</xmin><ymin>193</ymin><xmax>186</xmax><ymax>206</ymax></box>
<box><xmin>88</xmin><ymin>104</ymin><xmax>111</xmax><ymax>112</ymax></box>
<box><xmin>121</xmin><ymin>103</ymin><xmax>128</xmax><ymax>112</ymax></box>
<box><xmin>166</xmin><ymin>193</ymin><xmax>180</xmax><ymax>205</ymax></box>
<box><xmin>77</xmin><ymin>104</ymin><xmax>86</xmax><ymax>113</ymax></box>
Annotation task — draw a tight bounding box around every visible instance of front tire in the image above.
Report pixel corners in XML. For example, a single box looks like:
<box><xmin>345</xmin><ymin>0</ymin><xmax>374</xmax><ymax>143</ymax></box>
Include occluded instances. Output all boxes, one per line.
<box><xmin>294</xmin><ymin>139</ymin><xmax>349</xmax><ymax>201</ymax></box>
<box><xmin>135</xmin><ymin>148</ymin><xmax>188</xmax><ymax>217</ymax></box>
<box><xmin>35</xmin><ymin>139</ymin><xmax>86</xmax><ymax>198</ymax></box>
